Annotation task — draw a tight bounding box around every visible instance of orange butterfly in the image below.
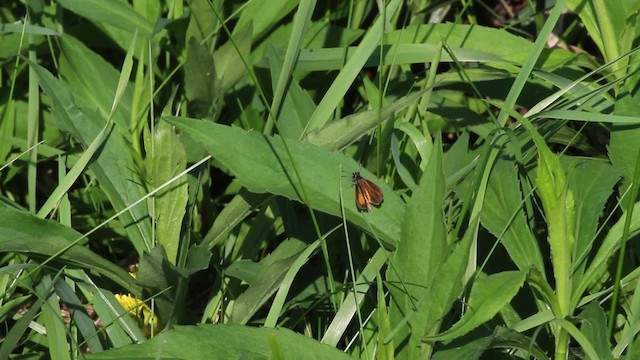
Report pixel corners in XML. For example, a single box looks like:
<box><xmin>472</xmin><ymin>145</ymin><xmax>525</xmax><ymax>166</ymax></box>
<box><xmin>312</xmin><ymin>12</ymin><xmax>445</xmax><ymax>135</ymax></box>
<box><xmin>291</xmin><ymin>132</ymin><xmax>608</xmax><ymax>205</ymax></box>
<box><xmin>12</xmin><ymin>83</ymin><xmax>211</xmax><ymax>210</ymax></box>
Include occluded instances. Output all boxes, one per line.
<box><xmin>352</xmin><ymin>172</ymin><xmax>384</xmax><ymax>211</ymax></box>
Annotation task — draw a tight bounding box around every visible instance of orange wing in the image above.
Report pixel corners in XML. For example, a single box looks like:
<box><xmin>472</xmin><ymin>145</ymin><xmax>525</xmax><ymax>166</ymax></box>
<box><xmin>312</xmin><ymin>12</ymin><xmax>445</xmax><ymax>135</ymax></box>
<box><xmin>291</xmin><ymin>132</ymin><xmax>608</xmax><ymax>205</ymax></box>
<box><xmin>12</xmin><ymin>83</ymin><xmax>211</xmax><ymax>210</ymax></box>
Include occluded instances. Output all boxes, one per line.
<box><xmin>353</xmin><ymin>172</ymin><xmax>384</xmax><ymax>211</ymax></box>
<box><xmin>361</xmin><ymin>179</ymin><xmax>384</xmax><ymax>206</ymax></box>
<box><xmin>355</xmin><ymin>183</ymin><xmax>371</xmax><ymax>211</ymax></box>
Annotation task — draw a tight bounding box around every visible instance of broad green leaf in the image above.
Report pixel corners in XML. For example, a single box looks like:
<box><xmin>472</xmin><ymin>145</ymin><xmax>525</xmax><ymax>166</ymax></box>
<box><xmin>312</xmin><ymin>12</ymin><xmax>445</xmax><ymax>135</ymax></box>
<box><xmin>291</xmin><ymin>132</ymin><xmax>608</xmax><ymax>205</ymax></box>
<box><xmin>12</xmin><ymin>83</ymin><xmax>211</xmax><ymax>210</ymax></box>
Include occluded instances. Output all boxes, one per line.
<box><xmin>165</xmin><ymin>116</ymin><xmax>403</xmax><ymax>248</ymax></box>
<box><xmin>150</xmin><ymin>121</ymin><xmax>188</xmax><ymax>264</ymax></box>
<box><xmin>574</xmin><ymin>200</ymin><xmax>640</xmax><ymax>309</ymax></box>
<box><xmin>432</xmin><ymin>335</ymin><xmax>490</xmax><ymax>360</ymax></box>
<box><xmin>212</xmin><ymin>22</ymin><xmax>253</xmax><ymax>92</ymax></box>
<box><xmin>387</xmin><ymin>136</ymin><xmax>448</xmax><ymax>358</ymax></box>
<box><xmin>519</xmin><ymin>116</ymin><xmax>575</xmax><ymax>317</ymax></box>
<box><xmin>84</xmin><ymin>324</ymin><xmax>353</xmax><ymax>359</ymax></box>
<box><xmin>137</xmin><ymin>246</ymin><xmax>170</xmax><ymax>289</ymax></box>
<box><xmin>184</xmin><ymin>245</ymin><xmax>213</xmax><ymax>276</ymax></box>
<box><xmin>578</xmin><ymin>301</ymin><xmax>613</xmax><ymax>360</ymax></box>
<box><xmin>386</xmin><ymin>23</ymin><xmax>582</xmax><ymax>70</ymax></box>
<box><xmin>185</xmin><ymin>0</ymin><xmax>221</xmax><ymax>43</ymax></box>
<box><xmin>390</xmin><ymin>217</ymin><xmax>475</xmax><ymax>358</ymax></box>
<box><xmin>184</xmin><ymin>37</ymin><xmax>222</xmax><ymax>120</ymax></box>
<box><xmin>564</xmin><ymin>157</ymin><xmax>620</xmax><ymax>282</ymax></box>
<box><xmin>0</xmin><ymin>202</ymin><xmax>141</xmax><ymax>297</ymax></box>
<box><xmin>608</xmin><ymin>89</ymin><xmax>640</xmax><ymax>210</ymax></box>
<box><xmin>481</xmin><ymin>158</ymin><xmax>545</xmax><ymax>273</ymax></box>
<box><xmin>56</xmin><ymin>0</ymin><xmax>154</xmax><ymax>39</ymax></box>
<box><xmin>425</xmin><ymin>271</ymin><xmax>526</xmax><ymax>342</ymax></box>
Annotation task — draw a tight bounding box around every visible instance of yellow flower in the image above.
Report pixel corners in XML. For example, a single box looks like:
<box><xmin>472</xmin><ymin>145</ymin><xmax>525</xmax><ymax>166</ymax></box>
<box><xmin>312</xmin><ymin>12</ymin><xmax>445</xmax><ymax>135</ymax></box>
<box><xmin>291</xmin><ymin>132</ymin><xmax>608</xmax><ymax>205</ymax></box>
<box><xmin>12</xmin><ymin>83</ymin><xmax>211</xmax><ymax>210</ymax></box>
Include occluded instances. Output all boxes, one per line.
<box><xmin>115</xmin><ymin>294</ymin><xmax>160</xmax><ymax>337</ymax></box>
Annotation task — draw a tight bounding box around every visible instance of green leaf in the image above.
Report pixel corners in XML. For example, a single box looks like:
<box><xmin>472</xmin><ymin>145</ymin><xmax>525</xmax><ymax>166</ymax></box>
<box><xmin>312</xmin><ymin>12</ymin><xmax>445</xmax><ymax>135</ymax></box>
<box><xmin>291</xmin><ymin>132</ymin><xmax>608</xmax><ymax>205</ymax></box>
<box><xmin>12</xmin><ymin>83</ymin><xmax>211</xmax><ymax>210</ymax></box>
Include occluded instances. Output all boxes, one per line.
<box><xmin>377</xmin><ymin>274</ymin><xmax>394</xmax><ymax>360</ymax></box>
<box><xmin>608</xmin><ymin>89</ymin><xmax>640</xmax><ymax>210</ymax></box>
<box><xmin>39</xmin><ymin>276</ymin><xmax>71</xmax><ymax>360</ymax></box>
<box><xmin>231</xmin><ymin>239</ymin><xmax>307</xmax><ymax>324</ymax></box>
<box><xmin>185</xmin><ymin>0</ymin><xmax>221</xmax><ymax>43</ymax></box>
<box><xmin>519</xmin><ymin>115</ymin><xmax>575</xmax><ymax>317</ymax></box>
<box><xmin>554</xmin><ymin>318</ymin><xmax>601</xmax><ymax>360</ymax></box>
<box><xmin>566</xmin><ymin>0</ymin><xmax>639</xmax><ymax>75</ymax></box>
<box><xmin>268</xmin><ymin>45</ymin><xmax>315</xmax><ymax>139</ymax></box>
<box><xmin>165</xmin><ymin>116</ymin><xmax>403</xmax><ymax>248</ymax></box>
<box><xmin>30</xmin><ymin>45</ymin><xmax>152</xmax><ymax>255</ymax></box>
<box><xmin>389</xmin><ymin>217</ymin><xmax>475</xmax><ymax>357</ymax></box>
<box><xmin>564</xmin><ymin>157</ymin><xmax>620</xmax><ymax>281</ymax></box>
<box><xmin>387</xmin><ymin>135</ymin><xmax>448</xmax><ymax>357</ymax></box>
<box><xmin>137</xmin><ymin>246</ymin><xmax>169</xmax><ymax>289</ymax></box>
<box><xmin>184</xmin><ymin>37</ymin><xmax>222</xmax><ymax>120</ymax></box>
<box><xmin>0</xmin><ymin>202</ymin><xmax>141</xmax><ymax>297</ymax></box>
<box><xmin>481</xmin><ymin>158</ymin><xmax>545</xmax><ymax>273</ymax></box>
<box><xmin>574</xmin><ymin>200</ymin><xmax>640</xmax><ymax>309</ymax></box>
<box><xmin>432</xmin><ymin>326</ymin><xmax>548</xmax><ymax>360</ymax></box>
<box><xmin>0</xmin><ymin>271</ymin><xmax>56</xmax><ymax>359</ymax></box>
<box><xmin>58</xmin><ymin>34</ymin><xmax>134</xmax><ymax>133</ymax></box>
<box><xmin>56</xmin><ymin>0</ymin><xmax>154</xmax><ymax>39</ymax></box>
<box><xmin>425</xmin><ymin>271</ymin><xmax>526</xmax><ymax>342</ymax></box>
<box><xmin>235</xmin><ymin>0</ymin><xmax>298</xmax><ymax>40</ymax></box>
<box><xmin>212</xmin><ymin>22</ymin><xmax>253</xmax><ymax>92</ymax></box>
<box><xmin>202</xmin><ymin>190</ymin><xmax>267</xmax><ymax>249</ymax></box>
<box><xmin>305</xmin><ymin>0</ymin><xmax>402</xmax><ymax>131</ymax></box>
<box><xmin>184</xmin><ymin>245</ymin><xmax>213</xmax><ymax>276</ymax></box>
<box><xmin>76</xmin><ymin>280</ymin><xmax>145</xmax><ymax>346</ymax></box>
<box><xmin>84</xmin><ymin>324</ymin><xmax>354</xmax><ymax>359</ymax></box>
<box><xmin>322</xmin><ymin>249</ymin><xmax>389</xmax><ymax>346</ymax></box>
<box><xmin>55</xmin><ymin>277</ymin><xmax>104</xmax><ymax>352</ymax></box>
<box><xmin>389</xmin><ymin>23</ymin><xmax>581</xmax><ymax>70</ymax></box>
<box><xmin>304</xmin><ymin>89</ymin><xmax>428</xmax><ymax>151</ymax></box>
<box><xmin>150</xmin><ymin>121</ymin><xmax>189</xmax><ymax>264</ymax></box>
<box><xmin>578</xmin><ymin>301</ymin><xmax>613</xmax><ymax>360</ymax></box>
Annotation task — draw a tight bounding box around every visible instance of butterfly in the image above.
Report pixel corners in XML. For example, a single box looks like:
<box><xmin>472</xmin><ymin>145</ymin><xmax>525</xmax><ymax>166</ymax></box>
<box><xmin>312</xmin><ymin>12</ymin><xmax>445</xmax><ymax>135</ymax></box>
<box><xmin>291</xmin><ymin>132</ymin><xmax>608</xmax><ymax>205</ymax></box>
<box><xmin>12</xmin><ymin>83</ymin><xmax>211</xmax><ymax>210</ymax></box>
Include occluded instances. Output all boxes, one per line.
<box><xmin>352</xmin><ymin>171</ymin><xmax>384</xmax><ymax>211</ymax></box>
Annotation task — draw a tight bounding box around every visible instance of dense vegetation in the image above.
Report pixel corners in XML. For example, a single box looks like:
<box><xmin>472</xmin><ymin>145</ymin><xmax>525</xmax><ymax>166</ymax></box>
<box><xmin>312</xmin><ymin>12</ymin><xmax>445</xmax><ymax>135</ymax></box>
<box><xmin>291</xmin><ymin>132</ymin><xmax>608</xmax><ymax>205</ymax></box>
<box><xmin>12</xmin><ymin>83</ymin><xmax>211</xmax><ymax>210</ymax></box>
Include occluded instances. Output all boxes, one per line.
<box><xmin>1</xmin><ymin>0</ymin><xmax>640</xmax><ymax>359</ymax></box>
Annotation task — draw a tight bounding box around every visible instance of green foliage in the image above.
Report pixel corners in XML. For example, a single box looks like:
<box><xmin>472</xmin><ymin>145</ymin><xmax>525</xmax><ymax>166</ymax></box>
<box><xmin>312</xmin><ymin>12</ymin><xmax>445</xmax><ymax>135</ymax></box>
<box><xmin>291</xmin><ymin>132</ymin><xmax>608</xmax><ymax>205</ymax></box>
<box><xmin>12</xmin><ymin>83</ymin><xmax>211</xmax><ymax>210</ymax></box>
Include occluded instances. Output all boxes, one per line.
<box><xmin>2</xmin><ymin>0</ymin><xmax>640</xmax><ymax>359</ymax></box>
<box><xmin>83</xmin><ymin>324</ymin><xmax>354</xmax><ymax>359</ymax></box>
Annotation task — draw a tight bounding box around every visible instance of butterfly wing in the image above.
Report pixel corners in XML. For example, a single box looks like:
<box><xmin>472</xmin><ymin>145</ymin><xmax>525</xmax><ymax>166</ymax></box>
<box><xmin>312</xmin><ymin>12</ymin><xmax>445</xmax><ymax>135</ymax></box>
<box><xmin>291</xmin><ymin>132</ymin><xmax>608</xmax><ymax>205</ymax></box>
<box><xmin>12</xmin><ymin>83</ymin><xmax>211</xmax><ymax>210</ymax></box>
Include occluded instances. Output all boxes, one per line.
<box><xmin>362</xmin><ymin>179</ymin><xmax>384</xmax><ymax>206</ymax></box>
<box><xmin>355</xmin><ymin>181</ymin><xmax>372</xmax><ymax>211</ymax></box>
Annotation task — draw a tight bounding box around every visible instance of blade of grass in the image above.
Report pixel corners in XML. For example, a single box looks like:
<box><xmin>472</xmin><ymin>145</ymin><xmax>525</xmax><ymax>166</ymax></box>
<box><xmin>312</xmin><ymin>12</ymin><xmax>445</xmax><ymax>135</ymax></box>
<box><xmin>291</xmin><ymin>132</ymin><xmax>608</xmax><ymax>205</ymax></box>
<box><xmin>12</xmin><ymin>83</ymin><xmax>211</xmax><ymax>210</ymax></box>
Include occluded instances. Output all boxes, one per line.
<box><xmin>37</xmin><ymin>121</ymin><xmax>115</xmax><ymax>218</ymax></box>
<box><xmin>303</xmin><ymin>0</ymin><xmax>402</xmax><ymax>133</ymax></box>
<box><xmin>39</xmin><ymin>275</ymin><xmax>72</xmax><ymax>360</ymax></box>
<box><xmin>0</xmin><ymin>269</ymin><xmax>64</xmax><ymax>359</ymax></box>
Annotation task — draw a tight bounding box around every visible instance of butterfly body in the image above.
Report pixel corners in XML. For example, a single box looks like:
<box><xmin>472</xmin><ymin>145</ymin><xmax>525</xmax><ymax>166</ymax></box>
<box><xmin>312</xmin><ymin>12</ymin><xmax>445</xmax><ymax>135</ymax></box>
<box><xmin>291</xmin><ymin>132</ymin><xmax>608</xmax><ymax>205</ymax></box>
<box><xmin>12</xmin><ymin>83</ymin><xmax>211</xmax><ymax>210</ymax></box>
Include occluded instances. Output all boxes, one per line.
<box><xmin>352</xmin><ymin>172</ymin><xmax>384</xmax><ymax>211</ymax></box>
